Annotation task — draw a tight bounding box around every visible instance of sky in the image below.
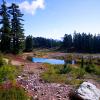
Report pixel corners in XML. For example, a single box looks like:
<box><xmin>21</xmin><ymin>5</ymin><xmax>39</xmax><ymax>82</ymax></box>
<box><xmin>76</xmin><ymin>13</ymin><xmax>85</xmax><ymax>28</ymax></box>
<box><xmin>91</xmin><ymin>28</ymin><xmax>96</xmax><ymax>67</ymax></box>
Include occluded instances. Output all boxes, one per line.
<box><xmin>0</xmin><ymin>0</ymin><xmax>100</xmax><ymax>39</ymax></box>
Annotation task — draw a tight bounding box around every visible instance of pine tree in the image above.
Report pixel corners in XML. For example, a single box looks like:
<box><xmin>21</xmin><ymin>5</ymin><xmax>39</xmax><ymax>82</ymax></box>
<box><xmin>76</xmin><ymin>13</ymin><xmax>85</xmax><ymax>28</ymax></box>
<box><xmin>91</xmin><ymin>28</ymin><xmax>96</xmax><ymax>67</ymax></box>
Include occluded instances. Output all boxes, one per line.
<box><xmin>0</xmin><ymin>1</ymin><xmax>11</xmax><ymax>53</ymax></box>
<box><xmin>62</xmin><ymin>34</ymin><xmax>72</xmax><ymax>52</ymax></box>
<box><xmin>9</xmin><ymin>3</ymin><xmax>24</xmax><ymax>54</ymax></box>
<box><xmin>25</xmin><ymin>35</ymin><xmax>33</xmax><ymax>52</ymax></box>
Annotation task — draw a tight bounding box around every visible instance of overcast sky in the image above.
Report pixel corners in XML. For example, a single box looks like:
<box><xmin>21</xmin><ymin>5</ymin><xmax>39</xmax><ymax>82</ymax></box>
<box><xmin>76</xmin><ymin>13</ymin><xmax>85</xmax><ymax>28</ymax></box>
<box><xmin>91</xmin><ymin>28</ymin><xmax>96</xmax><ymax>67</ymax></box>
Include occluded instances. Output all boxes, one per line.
<box><xmin>0</xmin><ymin>0</ymin><xmax>100</xmax><ymax>39</ymax></box>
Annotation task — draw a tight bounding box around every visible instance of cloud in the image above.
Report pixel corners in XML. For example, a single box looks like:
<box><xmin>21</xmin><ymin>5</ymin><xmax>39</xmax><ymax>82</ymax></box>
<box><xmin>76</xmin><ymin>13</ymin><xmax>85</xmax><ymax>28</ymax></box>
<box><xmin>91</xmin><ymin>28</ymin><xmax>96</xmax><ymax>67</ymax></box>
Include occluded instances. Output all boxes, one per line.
<box><xmin>19</xmin><ymin>0</ymin><xmax>45</xmax><ymax>15</ymax></box>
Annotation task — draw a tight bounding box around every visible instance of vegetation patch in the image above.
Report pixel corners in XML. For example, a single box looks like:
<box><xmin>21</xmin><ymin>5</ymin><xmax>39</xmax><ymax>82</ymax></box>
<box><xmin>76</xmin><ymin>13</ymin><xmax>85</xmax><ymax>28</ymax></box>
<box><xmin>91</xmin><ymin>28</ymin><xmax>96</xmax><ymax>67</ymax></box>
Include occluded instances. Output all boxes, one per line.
<box><xmin>0</xmin><ymin>54</ymin><xmax>30</xmax><ymax>100</ymax></box>
<box><xmin>41</xmin><ymin>59</ymin><xmax>100</xmax><ymax>86</ymax></box>
<box><xmin>0</xmin><ymin>83</ymin><xmax>29</xmax><ymax>100</ymax></box>
<box><xmin>41</xmin><ymin>64</ymin><xmax>84</xmax><ymax>86</ymax></box>
<box><xmin>41</xmin><ymin>64</ymin><xmax>66</xmax><ymax>83</ymax></box>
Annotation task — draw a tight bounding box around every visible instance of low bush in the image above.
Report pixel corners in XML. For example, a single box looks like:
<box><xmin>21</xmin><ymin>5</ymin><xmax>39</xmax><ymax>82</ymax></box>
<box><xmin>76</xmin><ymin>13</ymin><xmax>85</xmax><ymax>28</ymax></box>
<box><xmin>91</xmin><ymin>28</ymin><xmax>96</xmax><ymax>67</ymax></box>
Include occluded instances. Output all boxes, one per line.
<box><xmin>70</xmin><ymin>68</ymin><xmax>86</xmax><ymax>79</ymax></box>
<box><xmin>41</xmin><ymin>64</ymin><xmax>67</xmax><ymax>83</ymax></box>
<box><xmin>41</xmin><ymin>62</ymin><xmax>99</xmax><ymax>85</ymax></box>
<box><xmin>94</xmin><ymin>65</ymin><xmax>100</xmax><ymax>75</ymax></box>
<box><xmin>0</xmin><ymin>84</ymin><xmax>29</xmax><ymax>100</ymax></box>
<box><xmin>0</xmin><ymin>65</ymin><xmax>18</xmax><ymax>83</ymax></box>
<box><xmin>85</xmin><ymin>64</ymin><xmax>95</xmax><ymax>73</ymax></box>
<box><xmin>41</xmin><ymin>64</ymin><xmax>85</xmax><ymax>85</ymax></box>
<box><xmin>60</xmin><ymin>64</ymin><xmax>72</xmax><ymax>74</ymax></box>
<box><xmin>41</xmin><ymin>72</ymin><xmax>66</xmax><ymax>83</ymax></box>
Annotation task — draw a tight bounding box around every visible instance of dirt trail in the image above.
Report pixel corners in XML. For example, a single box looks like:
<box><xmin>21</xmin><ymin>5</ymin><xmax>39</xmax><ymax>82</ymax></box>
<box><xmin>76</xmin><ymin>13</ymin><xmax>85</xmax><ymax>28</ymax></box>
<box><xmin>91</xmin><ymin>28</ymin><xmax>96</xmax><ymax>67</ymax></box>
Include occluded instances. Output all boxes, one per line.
<box><xmin>17</xmin><ymin>62</ymin><xmax>72</xmax><ymax>100</ymax></box>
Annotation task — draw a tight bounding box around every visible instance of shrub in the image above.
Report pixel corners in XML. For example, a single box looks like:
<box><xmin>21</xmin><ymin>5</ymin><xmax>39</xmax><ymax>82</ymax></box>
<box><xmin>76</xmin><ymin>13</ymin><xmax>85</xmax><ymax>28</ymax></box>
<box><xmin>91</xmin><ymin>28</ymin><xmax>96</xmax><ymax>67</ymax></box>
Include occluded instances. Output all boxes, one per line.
<box><xmin>41</xmin><ymin>72</ymin><xmax>66</xmax><ymax>83</ymax></box>
<box><xmin>41</xmin><ymin>64</ymin><xmax>67</xmax><ymax>83</ymax></box>
<box><xmin>0</xmin><ymin>65</ymin><xmax>18</xmax><ymax>83</ymax></box>
<box><xmin>85</xmin><ymin>64</ymin><xmax>95</xmax><ymax>73</ymax></box>
<box><xmin>60</xmin><ymin>64</ymin><xmax>72</xmax><ymax>74</ymax></box>
<box><xmin>76</xmin><ymin>68</ymin><xmax>86</xmax><ymax>78</ymax></box>
<box><xmin>41</xmin><ymin>64</ymin><xmax>85</xmax><ymax>84</ymax></box>
<box><xmin>70</xmin><ymin>68</ymin><xmax>86</xmax><ymax>79</ymax></box>
<box><xmin>84</xmin><ymin>56</ymin><xmax>96</xmax><ymax>73</ymax></box>
<box><xmin>0</xmin><ymin>84</ymin><xmax>29</xmax><ymax>100</ymax></box>
<box><xmin>94</xmin><ymin>65</ymin><xmax>100</xmax><ymax>75</ymax></box>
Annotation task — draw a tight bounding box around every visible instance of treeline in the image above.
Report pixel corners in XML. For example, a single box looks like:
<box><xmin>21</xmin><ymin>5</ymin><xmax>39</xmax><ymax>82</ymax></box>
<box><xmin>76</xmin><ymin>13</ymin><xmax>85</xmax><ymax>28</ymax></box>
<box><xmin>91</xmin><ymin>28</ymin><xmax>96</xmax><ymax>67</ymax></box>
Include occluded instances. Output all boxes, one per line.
<box><xmin>33</xmin><ymin>37</ymin><xmax>62</xmax><ymax>48</ymax></box>
<box><xmin>62</xmin><ymin>32</ymin><xmax>100</xmax><ymax>53</ymax></box>
<box><xmin>25</xmin><ymin>36</ymin><xmax>62</xmax><ymax>52</ymax></box>
<box><xmin>25</xmin><ymin>32</ymin><xmax>100</xmax><ymax>53</ymax></box>
<box><xmin>0</xmin><ymin>1</ymin><xmax>24</xmax><ymax>54</ymax></box>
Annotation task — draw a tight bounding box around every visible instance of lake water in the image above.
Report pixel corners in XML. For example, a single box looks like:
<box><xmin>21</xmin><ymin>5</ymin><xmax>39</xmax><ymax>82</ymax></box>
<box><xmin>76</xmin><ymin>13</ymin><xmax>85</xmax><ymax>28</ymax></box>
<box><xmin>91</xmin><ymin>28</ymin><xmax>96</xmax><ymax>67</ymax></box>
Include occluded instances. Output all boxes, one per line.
<box><xmin>32</xmin><ymin>57</ymin><xmax>64</xmax><ymax>64</ymax></box>
<box><xmin>32</xmin><ymin>57</ymin><xmax>75</xmax><ymax>65</ymax></box>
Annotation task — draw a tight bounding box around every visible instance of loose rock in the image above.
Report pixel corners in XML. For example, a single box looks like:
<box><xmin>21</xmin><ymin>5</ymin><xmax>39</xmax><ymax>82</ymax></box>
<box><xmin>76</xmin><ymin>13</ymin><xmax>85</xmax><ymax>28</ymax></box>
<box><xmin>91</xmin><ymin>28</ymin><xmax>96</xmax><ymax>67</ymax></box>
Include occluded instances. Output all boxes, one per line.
<box><xmin>75</xmin><ymin>82</ymin><xmax>100</xmax><ymax>100</ymax></box>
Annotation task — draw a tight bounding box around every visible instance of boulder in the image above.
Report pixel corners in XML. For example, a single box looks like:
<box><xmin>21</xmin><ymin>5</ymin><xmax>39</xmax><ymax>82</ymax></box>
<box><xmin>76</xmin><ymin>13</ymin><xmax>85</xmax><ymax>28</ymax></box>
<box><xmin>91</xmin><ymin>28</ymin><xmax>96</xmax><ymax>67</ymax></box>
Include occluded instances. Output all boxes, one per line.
<box><xmin>75</xmin><ymin>82</ymin><xmax>100</xmax><ymax>100</ymax></box>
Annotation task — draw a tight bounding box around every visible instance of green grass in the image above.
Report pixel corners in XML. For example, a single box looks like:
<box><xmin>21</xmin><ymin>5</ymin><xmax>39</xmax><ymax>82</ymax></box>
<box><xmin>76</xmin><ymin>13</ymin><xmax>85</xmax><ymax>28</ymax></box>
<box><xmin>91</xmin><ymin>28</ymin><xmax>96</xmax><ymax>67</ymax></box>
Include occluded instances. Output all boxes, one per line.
<box><xmin>41</xmin><ymin>63</ymin><xmax>100</xmax><ymax>86</ymax></box>
<box><xmin>93</xmin><ymin>65</ymin><xmax>100</xmax><ymax>75</ymax></box>
<box><xmin>41</xmin><ymin>72</ymin><xmax>67</xmax><ymax>83</ymax></box>
<box><xmin>41</xmin><ymin>64</ymin><xmax>85</xmax><ymax>85</ymax></box>
<box><xmin>0</xmin><ymin>64</ymin><xmax>23</xmax><ymax>83</ymax></box>
<box><xmin>0</xmin><ymin>84</ymin><xmax>29</xmax><ymax>100</ymax></box>
<box><xmin>41</xmin><ymin>64</ymin><xmax>66</xmax><ymax>83</ymax></box>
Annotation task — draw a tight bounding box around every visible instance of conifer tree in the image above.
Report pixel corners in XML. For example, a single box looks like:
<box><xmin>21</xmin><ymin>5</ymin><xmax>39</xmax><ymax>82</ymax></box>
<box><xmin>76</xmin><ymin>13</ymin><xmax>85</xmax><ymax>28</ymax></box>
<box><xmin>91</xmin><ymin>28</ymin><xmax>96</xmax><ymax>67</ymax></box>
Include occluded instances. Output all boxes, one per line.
<box><xmin>9</xmin><ymin>3</ymin><xmax>24</xmax><ymax>54</ymax></box>
<box><xmin>0</xmin><ymin>1</ymin><xmax>11</xmax><ymax>53</ymax></box>
<box><xmin>25</xmin><ymin>35</ymin><xmax>33</xmax><ymax>52</ymax></box>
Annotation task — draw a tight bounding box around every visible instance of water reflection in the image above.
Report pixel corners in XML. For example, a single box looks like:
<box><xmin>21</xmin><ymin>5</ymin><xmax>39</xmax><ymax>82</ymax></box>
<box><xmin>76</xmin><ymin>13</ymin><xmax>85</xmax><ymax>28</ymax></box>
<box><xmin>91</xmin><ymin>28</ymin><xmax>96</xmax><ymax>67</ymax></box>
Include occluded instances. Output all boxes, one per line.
<box><xmin>64</xmin><ymin>59</ymin><xmax>75</xmax><ymax>65</ymax></box>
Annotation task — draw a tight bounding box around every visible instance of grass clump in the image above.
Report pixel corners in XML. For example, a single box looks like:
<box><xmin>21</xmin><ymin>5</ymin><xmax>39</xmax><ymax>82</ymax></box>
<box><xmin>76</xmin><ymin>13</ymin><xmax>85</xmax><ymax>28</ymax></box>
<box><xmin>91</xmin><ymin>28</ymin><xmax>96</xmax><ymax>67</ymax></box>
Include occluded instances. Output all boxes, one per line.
<box><xmin>41</xmin><ymin>72</ymin><xmax>66</xmax><ymax>83</ymax></box>
<box><xmin>65</xmin><ymin>79</ymin><xmax>83</xmax><ymax>86</ymax></box>
<box><xmin>0</xmin><ymin>65</ymin><xmax>18</xmax><ymax>83</ymax></box>
<box><xmin>41</xmin><ymin>64</ymin><xmax>66</xmax><ymax>83</ymax></box>
<box><xmin>80</xmin><ymin>56</ymin><xmax>100</xmax><ymax>75</ymax></box>
<box><xmin>85</xmin><ymin>64</ymin><xmax>95</xmax><ymax>73</ymax></box>
<box><xmin>70</xmin><ymin>68</ymin><xmax>86</xmax><ymax>79</ymax></box>
<box><xmin>94</xmin><ymin>65</ymin><xmax>100</xmax><ymax>75</ymax></box>
<box><xmin>41</xmin><ymin>64</ymin><xmax>85</xmax><ymax>86</ymax></box>
<box><xmin>60</xmin><ymin>64</ymin><xmax>72</xmax><ymax>74</ymax></box>
<box><xmin>0</xmin><ymin>84</ymin><xmax>29</xmax><ymax>100</ymax></box>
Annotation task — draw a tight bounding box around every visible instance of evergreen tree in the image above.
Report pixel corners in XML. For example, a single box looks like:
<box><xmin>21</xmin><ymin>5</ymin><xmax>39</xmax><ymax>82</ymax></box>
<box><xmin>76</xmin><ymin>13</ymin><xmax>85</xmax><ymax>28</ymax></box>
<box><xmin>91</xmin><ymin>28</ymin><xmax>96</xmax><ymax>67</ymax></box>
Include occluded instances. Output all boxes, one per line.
<box><xmin>9</xmin><ymin>3</ymin><xmax>24</xmax><ymax>54</ymax></box>
<box><xmin>0</xmin><ymin>1</ymin><xmax>11</xmax><ymax>53</ymax></box>
<box><xmin>62</xmin><ymin>34</ymin><xmax>72</xmax><ymax>51</ymax></box>
<box><xmin>25</xmin><ymin>35</ymin><xmax>33</xmax><ymax>52</ymax></box>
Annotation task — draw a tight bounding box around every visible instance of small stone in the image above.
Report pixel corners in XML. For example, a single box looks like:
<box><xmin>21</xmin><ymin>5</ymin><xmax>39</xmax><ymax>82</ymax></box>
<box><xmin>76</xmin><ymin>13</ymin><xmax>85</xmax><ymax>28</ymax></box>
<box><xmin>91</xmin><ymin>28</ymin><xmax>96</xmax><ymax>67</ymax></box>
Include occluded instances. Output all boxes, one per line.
<box><xmin>33</xmin><ymin>95</ymin><xmax>38</xmax><ymax>100</ymax></box>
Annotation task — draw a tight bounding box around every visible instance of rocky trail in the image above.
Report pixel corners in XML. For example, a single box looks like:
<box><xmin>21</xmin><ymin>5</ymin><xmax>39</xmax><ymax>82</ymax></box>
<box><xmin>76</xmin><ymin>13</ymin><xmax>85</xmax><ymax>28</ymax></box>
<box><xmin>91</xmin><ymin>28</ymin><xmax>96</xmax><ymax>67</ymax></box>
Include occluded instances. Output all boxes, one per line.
<box><xmin>17</xmin><ymin>63</ymin><xmax>73</xmax><ymax>100</ymax></box>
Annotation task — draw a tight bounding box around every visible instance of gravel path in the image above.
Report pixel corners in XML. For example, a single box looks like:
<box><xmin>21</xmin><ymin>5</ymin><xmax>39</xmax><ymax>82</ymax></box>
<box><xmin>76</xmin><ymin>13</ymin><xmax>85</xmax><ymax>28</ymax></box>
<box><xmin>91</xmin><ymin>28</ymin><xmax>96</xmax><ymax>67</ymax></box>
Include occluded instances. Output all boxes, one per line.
<box><xmin>17</xmin><ymin>63</ymin><xmax>73</xmax><ymax>100</ymax></box>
